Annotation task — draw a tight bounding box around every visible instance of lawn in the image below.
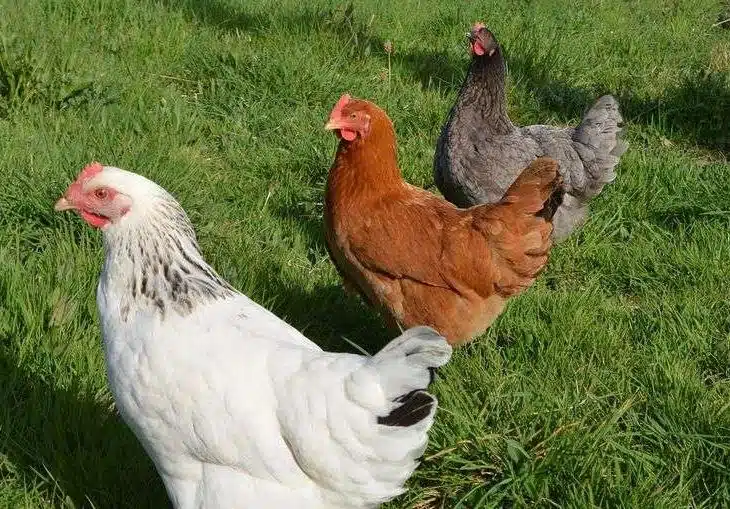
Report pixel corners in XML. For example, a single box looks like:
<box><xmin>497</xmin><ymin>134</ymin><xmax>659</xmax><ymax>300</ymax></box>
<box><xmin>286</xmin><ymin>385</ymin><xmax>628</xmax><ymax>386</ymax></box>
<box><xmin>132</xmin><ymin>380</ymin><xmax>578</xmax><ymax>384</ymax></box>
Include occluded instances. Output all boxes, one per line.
<box><xmin>0</xmin><ymin>0</ymin><xmax>729</xmax><ymax>507</ymax></box>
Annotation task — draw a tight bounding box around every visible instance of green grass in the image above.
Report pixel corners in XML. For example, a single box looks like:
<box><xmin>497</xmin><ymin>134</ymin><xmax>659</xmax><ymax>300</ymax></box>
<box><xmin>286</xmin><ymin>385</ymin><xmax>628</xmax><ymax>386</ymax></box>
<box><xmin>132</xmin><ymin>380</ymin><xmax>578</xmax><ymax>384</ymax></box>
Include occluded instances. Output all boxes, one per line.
<box><xmin>0</xmin><ymin>0</ymin><xmax>729</xmax><ymax>507</ymax></box>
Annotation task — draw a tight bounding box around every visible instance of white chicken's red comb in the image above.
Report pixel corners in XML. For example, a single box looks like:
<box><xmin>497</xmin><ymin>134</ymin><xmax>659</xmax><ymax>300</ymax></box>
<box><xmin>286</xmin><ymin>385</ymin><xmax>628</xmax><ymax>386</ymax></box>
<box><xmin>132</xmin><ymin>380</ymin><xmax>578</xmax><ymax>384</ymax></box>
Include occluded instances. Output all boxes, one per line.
<box><xmin>79</xmin><ymin>161</ymin><xmax>103</xmax><ymax>181</ymax></box>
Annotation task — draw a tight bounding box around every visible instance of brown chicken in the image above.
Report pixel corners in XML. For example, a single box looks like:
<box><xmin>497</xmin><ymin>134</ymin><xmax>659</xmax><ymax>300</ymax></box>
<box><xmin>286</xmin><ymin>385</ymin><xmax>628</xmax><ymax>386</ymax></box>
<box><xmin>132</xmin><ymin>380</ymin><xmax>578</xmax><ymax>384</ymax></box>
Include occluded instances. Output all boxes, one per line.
<box><xmin>323</xmin><ymin>94</ymin><xmax>564</xmax><ymax>345</ymax></box>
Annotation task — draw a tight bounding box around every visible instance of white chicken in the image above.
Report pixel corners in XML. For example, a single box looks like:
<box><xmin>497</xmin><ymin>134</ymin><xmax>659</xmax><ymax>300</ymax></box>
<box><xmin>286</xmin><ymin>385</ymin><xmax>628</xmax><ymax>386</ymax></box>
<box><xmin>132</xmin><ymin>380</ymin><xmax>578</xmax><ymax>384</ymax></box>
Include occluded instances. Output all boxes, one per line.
<box><xmin>54</xmin><ymin>162</ymin><xmax>452</xmax><ymax>509</ymax></box>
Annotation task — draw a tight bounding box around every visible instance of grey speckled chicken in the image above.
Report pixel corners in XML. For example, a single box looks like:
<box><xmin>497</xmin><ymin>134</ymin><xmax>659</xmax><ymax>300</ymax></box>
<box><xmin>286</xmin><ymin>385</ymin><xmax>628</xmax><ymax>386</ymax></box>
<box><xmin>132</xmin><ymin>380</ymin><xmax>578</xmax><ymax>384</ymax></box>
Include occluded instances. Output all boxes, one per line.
<box><xmin>434</xmin><ymin>23</ymin><xmax>628</xmax><ymax>242</ymax></box>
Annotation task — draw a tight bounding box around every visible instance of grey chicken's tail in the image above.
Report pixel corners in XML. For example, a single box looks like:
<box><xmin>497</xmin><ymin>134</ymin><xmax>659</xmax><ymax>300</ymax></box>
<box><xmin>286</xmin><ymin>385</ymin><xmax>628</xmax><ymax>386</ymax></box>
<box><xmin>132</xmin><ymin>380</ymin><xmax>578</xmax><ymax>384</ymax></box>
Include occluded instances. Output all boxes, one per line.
<box><xmin>551</xmin><ymin>95</ymin><xmax>627</xmax><ymax>241</ymax></box>
<box><xmin>572</xmin><ymin>95</ymin><xmax>628</xmax><ymax>201</ymax></box>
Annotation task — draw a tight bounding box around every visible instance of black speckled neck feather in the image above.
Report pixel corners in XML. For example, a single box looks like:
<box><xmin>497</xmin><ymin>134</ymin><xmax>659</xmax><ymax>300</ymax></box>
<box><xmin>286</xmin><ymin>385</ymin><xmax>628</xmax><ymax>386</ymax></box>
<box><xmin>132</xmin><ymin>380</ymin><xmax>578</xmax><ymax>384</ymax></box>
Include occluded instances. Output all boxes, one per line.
<box><xmin>102</xmin><ymin>199</ymin><xmax>235</xmax><ymax>322</ymax></box>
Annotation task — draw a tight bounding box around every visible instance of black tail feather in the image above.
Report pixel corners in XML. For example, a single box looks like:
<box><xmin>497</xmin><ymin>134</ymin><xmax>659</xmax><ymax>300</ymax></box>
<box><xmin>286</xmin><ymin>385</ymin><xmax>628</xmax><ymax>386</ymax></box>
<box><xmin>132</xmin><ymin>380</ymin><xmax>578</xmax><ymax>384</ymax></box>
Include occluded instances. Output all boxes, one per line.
<box><xmin>377</xmin><ymin>390</ymin><xmax>436</xmax><ymax>427</ymax></box>
<box><xmin>536</xmin><ymin>187</ymin><xmax>566</xmax><ymax>221</ymax></box>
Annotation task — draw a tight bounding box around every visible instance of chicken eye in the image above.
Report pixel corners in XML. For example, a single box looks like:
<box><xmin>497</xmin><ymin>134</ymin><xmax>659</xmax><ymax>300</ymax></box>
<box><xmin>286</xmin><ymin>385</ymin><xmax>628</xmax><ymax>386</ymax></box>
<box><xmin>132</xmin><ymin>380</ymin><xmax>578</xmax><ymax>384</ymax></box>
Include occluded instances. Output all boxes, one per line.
<box><xmin>350</xmin><ymin>113</ymin><xmax>357</xmax><ymax>119</ymax></box>
<box><xmin>94</xmin><ymin>188</ymin><xmax>109</xmax><ymax>200</ymax></box>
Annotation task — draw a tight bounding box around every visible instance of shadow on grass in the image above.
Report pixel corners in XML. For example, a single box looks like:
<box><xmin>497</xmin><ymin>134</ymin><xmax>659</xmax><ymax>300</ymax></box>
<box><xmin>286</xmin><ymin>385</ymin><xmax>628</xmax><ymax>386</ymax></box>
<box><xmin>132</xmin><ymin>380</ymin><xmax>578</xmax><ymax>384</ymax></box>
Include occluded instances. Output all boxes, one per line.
<box><xmin>158</xmin><ymin>0</ymin><xmax>730</xmax><ymax>155</ymax></box>
<box><xmin>647</xmin><ymin>204</ymin><xmax>730</xmax><ymax>232</ymax></box>
<box><xmin>0</xmin><ymin>353</ymin><xmax>169</xmax><ymax>508</ymax></box>
<box><xmin>622</xmin><ymin>71</ymin><xmax>730</xmax><ymax>154</ymax></box>
<box><xmin>250</xmin><ymin>196</ymin><xmax>395</xmax><ymax>355</ymax></box>
<box><xmin>405</xmin><ymin>49</ymin><xmax>730</xmax><ymax>155</ymax></box>
<box><xmin>266</xmin><ymin>276</ymin><xmax>394</xmax><ymax>355</ymax></box>
<box><xmin>157</xmin><ymin>0</ymin><xmax>285</xmax><ymax>33</ymax></box>
<box><xmin>159</xmin><ymin>0</ymin><xmax>385</xmax><ymax>57</ymax></box>
<box><xmin>393</xmin><ymin>48</ymin><xmax>467</xmax><ymax>92</ymax></box>
<box><xmin>406</xmin><ymin>44</ymin><xmax>730</xmax><ymax>154</ymax></box>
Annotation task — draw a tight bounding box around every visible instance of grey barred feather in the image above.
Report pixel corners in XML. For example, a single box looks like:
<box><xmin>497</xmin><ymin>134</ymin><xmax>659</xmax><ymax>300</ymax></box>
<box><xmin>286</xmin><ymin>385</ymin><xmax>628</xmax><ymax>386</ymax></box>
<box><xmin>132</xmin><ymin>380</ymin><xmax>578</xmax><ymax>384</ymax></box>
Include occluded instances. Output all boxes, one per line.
<box><xmin>434</xmin><ymin>28</ymin><xmax>627</xmax><ymax>242</ymax></box>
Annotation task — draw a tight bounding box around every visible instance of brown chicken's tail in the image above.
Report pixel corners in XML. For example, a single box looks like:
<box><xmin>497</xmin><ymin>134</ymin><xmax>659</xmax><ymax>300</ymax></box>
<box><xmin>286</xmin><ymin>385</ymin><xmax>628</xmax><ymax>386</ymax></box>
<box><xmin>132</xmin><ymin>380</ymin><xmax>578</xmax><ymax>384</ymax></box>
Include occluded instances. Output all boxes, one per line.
<box><xmin>502</xmin><ymin>157</ymin><xmax>565</xmax><ymax>220</ymax></box>
<box><xmin>474</xmin><ymin>157</ymin><xmax>564</xmax><ymax>296</ymax></box>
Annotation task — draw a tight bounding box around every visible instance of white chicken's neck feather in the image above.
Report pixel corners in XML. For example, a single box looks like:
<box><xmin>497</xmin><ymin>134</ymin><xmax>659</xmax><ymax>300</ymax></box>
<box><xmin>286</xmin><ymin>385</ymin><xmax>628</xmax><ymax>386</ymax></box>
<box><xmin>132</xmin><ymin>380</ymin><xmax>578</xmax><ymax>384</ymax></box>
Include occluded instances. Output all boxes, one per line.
<box><xmin>99</xmin><ymin>178</ymin><xmax>235</xmax><ymax>322</ymax></box>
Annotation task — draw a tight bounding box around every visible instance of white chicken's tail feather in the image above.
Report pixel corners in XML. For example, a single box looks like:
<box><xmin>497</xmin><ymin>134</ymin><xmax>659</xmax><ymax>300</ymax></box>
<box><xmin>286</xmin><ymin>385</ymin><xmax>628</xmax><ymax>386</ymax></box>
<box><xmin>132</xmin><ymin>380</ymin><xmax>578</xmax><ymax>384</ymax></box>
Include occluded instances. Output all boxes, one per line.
<box><xmin>290</xmin><ymin>327</ymin><xmax>451</xmax><ymax>507</ymax></box>
<box><xmin>572</xmin><ymin>94</ymin><xmax>628</xmax><ymax>201</ymax></box>
<box><xmin>344</xmin><ymin>326</ymin><xmax>451</xmax><ymax>428</ymax></box>
<box><xmin>369</xmin><ymin>326</ymin><xmax>451</xmax><ymax>427</ymax></box>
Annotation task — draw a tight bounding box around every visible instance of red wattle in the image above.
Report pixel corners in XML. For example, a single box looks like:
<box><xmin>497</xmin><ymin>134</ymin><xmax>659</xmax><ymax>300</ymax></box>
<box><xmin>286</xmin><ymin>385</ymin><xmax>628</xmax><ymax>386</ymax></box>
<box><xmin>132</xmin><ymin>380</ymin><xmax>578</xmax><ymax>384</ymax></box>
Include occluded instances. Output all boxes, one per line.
<box><xmin>340</xmin><ymin>129</ymin><xmax>357</xmax><ymax>142</ymax></box>
<box><xmin>80</xmin><ymin>209</ymin><xmax>110</xmax><ymax>229</ymax></box>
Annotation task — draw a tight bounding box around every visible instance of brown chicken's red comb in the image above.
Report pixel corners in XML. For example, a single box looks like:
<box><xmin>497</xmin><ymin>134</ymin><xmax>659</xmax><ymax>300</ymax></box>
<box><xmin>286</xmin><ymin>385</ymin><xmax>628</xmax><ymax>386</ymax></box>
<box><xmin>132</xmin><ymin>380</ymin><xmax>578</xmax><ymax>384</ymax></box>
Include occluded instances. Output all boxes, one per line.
<box><xmin>331</xmin><ymin>94</ymin><xmax>352</xmax><ymax>118</ymax></box>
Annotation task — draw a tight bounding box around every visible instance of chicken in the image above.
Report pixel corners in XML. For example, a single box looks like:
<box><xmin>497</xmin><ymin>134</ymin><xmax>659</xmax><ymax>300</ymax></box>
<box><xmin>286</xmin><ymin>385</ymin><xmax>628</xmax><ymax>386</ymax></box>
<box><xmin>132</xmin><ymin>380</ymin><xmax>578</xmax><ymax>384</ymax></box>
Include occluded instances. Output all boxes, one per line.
<box><xmin>54</xmin><ymin>162</ymin><xmax>452</xmax><ymax>509</ymax></box>
<box><xmin>434</xmin><ymin>23</ymin><xmax>628</xmax><ymax>242</ymax></box>
<box><xmin>323</xmin><ymin>95</ymin><xmax>564</xmax><ymax>346</ymax></box>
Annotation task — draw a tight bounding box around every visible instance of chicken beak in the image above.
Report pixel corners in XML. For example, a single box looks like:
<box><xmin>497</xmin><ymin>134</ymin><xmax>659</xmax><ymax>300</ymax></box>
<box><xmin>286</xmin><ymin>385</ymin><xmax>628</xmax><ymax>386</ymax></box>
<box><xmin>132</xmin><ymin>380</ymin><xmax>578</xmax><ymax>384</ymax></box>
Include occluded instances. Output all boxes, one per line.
<box><xmin>54</xmin><ymin>196</ymin><xmax>75</xmax><ymax>212</ymax></box>
<box><xmin>324</xmin><ymin>118</ymin><xmax>343</xmax><ymax>131</ymax></box>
